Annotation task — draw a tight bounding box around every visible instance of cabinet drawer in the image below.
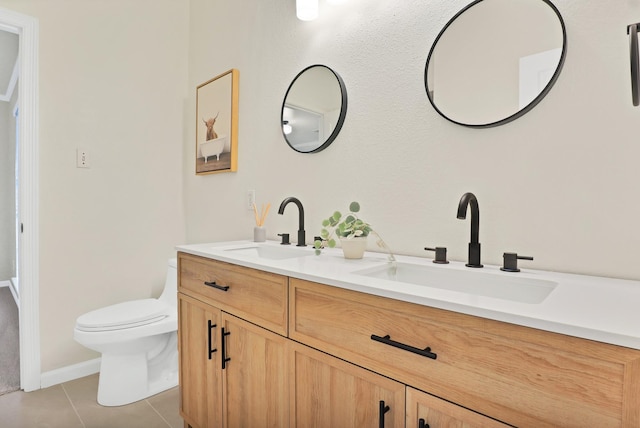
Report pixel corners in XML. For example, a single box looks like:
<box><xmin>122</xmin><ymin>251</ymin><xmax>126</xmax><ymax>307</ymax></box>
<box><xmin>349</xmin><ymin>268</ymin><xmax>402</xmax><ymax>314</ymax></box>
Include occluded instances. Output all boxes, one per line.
<box><xmin>290</xmin><ymin>278</ymin><xmax>640</xmax><ymax>427</ymax></box>
<box><xmin>179</xmin><ymin>252</ymin><xmax>288</xmax><ymax>335</ymax></box>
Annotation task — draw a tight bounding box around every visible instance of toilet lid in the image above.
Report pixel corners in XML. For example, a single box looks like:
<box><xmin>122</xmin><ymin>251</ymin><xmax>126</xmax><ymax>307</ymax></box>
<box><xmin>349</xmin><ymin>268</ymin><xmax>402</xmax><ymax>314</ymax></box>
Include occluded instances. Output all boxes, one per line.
<box><xmin>76</xmin><ymin>298</ymin><xmax>170</xmax><ymax>332</ymax></box>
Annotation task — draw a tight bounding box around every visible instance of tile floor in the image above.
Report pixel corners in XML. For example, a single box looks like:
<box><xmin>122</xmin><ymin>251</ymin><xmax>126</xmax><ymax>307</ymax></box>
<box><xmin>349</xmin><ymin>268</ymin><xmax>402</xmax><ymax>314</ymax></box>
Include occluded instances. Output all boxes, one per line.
<box><xmin>0</xmin><ymin>374</ymin><xmax>183</xmax><ymax>428</ymax></box>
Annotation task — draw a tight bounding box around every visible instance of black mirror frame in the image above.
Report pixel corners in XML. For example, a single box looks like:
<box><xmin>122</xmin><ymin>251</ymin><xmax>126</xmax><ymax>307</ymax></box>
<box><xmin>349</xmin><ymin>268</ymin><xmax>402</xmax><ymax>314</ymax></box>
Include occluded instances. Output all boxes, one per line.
<box><xmin>424</xmin><ymin>0</ymin><xmax>567</xmax><ymax>128</ymax></box>
<box><xmin>628</xmin><ymin>23</ymin><xmax>640</xmax><ymax>106</ymax></box>
<box><xmin>281</xmin><ymin>64</ymin><xmax>348</xmax><ymax>153</ymax></box>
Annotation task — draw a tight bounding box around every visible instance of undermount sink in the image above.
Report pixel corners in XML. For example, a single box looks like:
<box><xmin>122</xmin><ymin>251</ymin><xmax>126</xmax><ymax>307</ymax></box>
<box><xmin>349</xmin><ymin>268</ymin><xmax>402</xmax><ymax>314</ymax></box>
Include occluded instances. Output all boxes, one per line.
<box><xmin>354</xmin><ymin>262</ymin><xmax>557</xmax><ymax>304</ymax></box>
<box><xmin>222</xmin><ymin>244</ymin><xmax>313</xmax><ymax>260</ymax></box>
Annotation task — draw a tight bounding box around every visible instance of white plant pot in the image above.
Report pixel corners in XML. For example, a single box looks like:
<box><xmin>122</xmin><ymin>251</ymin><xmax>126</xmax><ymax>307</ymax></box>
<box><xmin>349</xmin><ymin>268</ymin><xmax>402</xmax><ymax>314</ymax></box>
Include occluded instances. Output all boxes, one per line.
<box><xmin>339</xmin><ymin>236</ymin><xmax>367</xmax><ymax>259</ymax></box>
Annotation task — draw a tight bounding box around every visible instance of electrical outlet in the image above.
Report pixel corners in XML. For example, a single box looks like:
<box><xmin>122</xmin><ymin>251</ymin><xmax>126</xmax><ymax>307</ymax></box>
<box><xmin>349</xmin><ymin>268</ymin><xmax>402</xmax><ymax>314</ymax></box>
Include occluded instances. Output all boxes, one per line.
<box><xmin>247</xmin><ymin>189</ymin><xmax>256</xmax><ymax>210</ymax></box>
<box><xmin>76</xmin><ymin>148</ymin><xmax>90</xmax><ymax>168</ymax></box>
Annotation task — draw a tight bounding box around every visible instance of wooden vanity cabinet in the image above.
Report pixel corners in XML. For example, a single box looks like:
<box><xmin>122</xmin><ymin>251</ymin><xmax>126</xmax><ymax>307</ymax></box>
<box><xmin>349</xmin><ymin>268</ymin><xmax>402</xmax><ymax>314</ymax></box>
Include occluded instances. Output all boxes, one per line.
<box><xmin>178</xmin><ymin>252</ymin><xmax>640</xmax><ymax>427</ymax></box>
<box><xmin>178</xmin><ymin>253</ymin><xmax>289</xmax><ymax>428</ymax></box>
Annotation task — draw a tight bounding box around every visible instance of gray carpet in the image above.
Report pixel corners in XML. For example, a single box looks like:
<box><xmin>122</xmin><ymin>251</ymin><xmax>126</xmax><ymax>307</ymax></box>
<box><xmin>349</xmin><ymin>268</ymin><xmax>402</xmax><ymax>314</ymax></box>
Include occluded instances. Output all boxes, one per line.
<box><xmin>0</xmin><ymin>286</ymin><xmax>19</xmax><ymax>395</ymax></box>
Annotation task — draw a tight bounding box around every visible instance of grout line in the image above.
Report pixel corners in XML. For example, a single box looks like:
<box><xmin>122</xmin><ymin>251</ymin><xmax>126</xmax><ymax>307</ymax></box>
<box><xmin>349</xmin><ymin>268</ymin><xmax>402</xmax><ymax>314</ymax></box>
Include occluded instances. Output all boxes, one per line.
<box><xmin>61</xmin><ymin>383</ymin><xmax>86</xmax><ymax>428</ymax></box>
<box><xmin>145</xmin><ymin>398</ymin><xmax>173</xmax><ymax>428</ymax></box>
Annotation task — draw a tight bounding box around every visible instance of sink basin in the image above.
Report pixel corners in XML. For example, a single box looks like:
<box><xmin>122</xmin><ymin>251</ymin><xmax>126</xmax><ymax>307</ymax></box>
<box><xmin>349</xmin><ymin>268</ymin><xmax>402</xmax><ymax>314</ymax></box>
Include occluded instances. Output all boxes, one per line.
<box><xmin>222</xmin><ymin>244</ymin><xmax>313</xmax><ymax>260</ymax></box>
<box><xmin>354</xmin><ymin>263</ymin><xmax>557</xmax><ymax>304</ymax></box>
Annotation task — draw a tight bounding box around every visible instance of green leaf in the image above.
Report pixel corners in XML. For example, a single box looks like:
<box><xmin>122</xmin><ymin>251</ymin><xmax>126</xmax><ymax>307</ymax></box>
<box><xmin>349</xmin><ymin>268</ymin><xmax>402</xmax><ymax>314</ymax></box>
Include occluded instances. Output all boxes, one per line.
<box><xmin>344</xmin><ymin>215</ymin><xmax>355</xmax><ymax>225</ymax></box>
<box><xmin>321</xmin><ymin>219</ymin><xmax>330</xmax><ymax>227</ymax></box>
<box><xmin>328</xmin><ymin>238</ymin><xmax>336</xmax><ymax>248</ymax></box>
<box><xmin>332</xmin><ymin>211</ymin><xmax>342</xmax><ymax>221</ymax></box>
<box><xmin>320</xmin><ymin>229</ymin><xmax>329</xmax><ymax>239</ymax></box>
<box><xmin>349</xmin><ymin>201</ymin><xmax>360</xmax><ymax>213</ymax></box>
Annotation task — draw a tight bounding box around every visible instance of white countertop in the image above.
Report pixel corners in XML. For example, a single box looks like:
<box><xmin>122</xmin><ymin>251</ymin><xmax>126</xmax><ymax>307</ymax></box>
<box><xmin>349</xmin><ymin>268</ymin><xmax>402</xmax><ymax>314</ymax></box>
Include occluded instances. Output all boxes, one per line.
<box><xmin>176</xmin><ymin>240</ymin><xmax>640</xmax><ymax>350</ymax></box>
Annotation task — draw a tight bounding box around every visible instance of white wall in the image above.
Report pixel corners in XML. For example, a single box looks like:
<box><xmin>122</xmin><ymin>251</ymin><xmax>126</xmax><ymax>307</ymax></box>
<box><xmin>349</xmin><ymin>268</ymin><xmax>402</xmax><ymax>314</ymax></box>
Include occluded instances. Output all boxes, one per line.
<box><xmin>185</xmin><ymin>0</ymin><xmax>640</xmax><ymax>282</ymax></box>
<box><xmin>0</xmin><ymin>0</ymin><xmax>189</xmax><ymax>372</ymax></box>
<box><xmin>1</xmin><ymin>0</ymin><xmax>638</xmax><ymax>382</ymax></box>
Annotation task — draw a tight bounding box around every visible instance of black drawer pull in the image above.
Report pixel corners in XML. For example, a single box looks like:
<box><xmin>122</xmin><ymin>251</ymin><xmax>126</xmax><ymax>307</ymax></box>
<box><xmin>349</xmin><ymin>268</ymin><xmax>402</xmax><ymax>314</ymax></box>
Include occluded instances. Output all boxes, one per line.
<box><xmin>207</xmin><ymin>320</ymin><xmax>217</xmax><ymax>360</ymax></box>
<box><xmin>221</xmin><ymin>327</ymin><xmax>231</xmax><ymax>369</ymax></box>
<box><xmin>204</xmin><ymin>281</ymin><xmax>229</xmax><ymax>292</ymax></box>
<box><xmin>418</xmin><ymin>418</ymin><xmax>430</xmax><ymax>428</ymax></box>
<box><xmin>371</xmin><ymin>334</ymin><xmax>437</xmax><ymax>360</ymax></box>
<box><xmin>379</xmin><ymin>400</ymin><xmax>390</xmax><ymax>428</ymax></box>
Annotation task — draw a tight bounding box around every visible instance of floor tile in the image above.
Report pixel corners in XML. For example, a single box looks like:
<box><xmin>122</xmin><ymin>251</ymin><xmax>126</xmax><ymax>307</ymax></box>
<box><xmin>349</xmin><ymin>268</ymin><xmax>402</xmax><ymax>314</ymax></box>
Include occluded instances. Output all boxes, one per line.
<box><xmin>63</xmin><ymin>375</ymin><xmax>172</xmax><ymax>428</ymax></box>
<box><xmin>0</xmin><ymin>384</ymin><xmax>83</xmax><ymax>427</ymax></box>
<box><xmin>0</xmin><ymin>373</ymin><xmax>183</xmax><ymax>428</ymax></box>
<box><xmin>147</xmin><ymin>387</ymin><xmax>183</xmax><ymax>428</ymax></box>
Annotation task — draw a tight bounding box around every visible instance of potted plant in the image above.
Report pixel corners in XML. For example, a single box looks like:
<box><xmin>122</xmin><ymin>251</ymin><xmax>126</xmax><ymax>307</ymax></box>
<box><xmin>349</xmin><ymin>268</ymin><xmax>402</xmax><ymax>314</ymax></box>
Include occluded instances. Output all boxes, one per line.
<box><xmin>314</xmin><ymin>201</ymin><xmax>395</xmax><ymax>261</ymax></box>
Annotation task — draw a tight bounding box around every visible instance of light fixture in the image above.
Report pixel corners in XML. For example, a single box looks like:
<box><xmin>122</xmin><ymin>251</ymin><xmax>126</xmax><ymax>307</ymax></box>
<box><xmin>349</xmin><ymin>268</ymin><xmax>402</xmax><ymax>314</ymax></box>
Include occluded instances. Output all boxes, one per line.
<box><xmin>282</xmin><ymin>121</ymin><xmax>293</xmax><ymax>135</ymax></box>
<box><xmin>296</xmin><ymin>0</ymin><xmax>318</xmax><ymax>21</ymax></box>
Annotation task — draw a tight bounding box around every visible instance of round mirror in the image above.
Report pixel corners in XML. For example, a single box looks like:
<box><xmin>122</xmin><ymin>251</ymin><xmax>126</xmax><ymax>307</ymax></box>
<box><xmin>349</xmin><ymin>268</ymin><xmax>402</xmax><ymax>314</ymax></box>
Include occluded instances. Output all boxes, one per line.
<box><xmin>425</xmin><ymin>0</ymin><xmax>566</xmax><ymax>128</ymax></box>
<box><xmin>281</xmin><ymin>65</ymin><xmax>347</xmax><ymax>153</ymax></box>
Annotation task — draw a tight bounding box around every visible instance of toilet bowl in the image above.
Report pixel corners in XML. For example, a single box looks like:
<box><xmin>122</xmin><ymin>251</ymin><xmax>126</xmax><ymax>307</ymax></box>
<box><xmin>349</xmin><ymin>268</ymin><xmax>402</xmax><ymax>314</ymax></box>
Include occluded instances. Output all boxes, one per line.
<box><xmin>73</xmin><ymin>258</ymin><xmax>178</xmax><ymax>406</ymax></box>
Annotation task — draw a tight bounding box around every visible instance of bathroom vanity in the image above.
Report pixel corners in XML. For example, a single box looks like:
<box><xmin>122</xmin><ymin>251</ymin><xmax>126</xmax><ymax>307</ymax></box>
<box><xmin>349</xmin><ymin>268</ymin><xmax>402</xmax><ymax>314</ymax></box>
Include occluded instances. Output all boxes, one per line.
<box><xmin>176</xmin><ymin>241</ymin><xmax>640</xmax><ymax>428</ymax></box>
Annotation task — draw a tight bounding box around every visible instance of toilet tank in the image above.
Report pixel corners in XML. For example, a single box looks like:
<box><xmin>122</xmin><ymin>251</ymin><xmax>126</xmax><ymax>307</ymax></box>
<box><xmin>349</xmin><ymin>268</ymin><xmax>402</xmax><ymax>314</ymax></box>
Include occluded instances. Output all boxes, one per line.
<box><xmin>158</xmin><ymin>258</ymin><xmax>178</xmax><ymax>307</ymax></box>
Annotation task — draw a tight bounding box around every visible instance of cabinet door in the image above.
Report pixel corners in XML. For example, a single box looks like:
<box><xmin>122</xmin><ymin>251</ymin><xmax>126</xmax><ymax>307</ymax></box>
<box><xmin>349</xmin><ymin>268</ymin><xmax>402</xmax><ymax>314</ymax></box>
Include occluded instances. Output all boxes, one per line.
<box><xmin>407</xmin><ymin>387</ymin><xmax>510</xmax><ymax>428</ymax></box>
<box><xmin>290</xmin><ymin>341</ymin><xmax>405</xmax><ymax>428</ymax></box>
<box><xmin>222</xmin><ymin>313</ymin><xmax>289</xmax><ymax>428</ymax></box>
<box><xmin>178</xmin><ymin>293</ymin><xmax>222</xmax><ymax>428</ymax></box>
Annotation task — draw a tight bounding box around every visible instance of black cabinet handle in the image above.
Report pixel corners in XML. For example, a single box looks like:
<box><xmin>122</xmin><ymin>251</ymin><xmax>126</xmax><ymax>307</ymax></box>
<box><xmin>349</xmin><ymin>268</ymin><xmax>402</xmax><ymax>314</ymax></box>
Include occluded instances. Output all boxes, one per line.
<box><xmin>371</xmin><ymin>334</ymin><xmax>437</xmax><ymax>360</ymax></box>
<box><xmin>207</xmin><ymin>320</ymin><xmax>217</xmax><ymax>360</ymax></box>
<box><xmin>204</xmin><ymin>281</ymin><xmax>229</xmax><ymax>292</ymax></box>
<box><xmin>418</xmin><ymin>418</ymin><xmax>430</xmax><ymax>428</ymax></box>
<box><xmin>221</xmin><ymin>327</ymin><xmax>231</xmax><ymax>369</ymax></box>
<box><xmin>379</xmin><ymin>400</ymin><xmax>390</xmax><ymax>428</ymax></box>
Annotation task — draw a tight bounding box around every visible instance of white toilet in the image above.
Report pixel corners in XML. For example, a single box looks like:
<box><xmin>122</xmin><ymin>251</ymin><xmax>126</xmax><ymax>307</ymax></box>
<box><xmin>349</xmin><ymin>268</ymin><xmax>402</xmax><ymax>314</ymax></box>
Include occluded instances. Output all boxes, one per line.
<box><xmin>73</xmin><ymin>258</ymin><xmax>178</xmax><ymax>406</ymax></box>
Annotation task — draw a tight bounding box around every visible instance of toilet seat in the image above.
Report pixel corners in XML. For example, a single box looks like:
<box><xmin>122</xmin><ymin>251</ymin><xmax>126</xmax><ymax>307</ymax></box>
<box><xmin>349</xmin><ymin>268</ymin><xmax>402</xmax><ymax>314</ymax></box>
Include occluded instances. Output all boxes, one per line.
<box><xmin>76</xmin><ymin>298</ymin><xmax>170</xmax><ymax>332</ymax></box>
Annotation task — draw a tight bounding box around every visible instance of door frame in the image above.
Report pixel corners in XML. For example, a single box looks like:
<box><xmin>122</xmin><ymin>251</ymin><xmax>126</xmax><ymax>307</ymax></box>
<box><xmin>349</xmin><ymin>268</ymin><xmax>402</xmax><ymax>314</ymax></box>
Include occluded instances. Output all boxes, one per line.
<box><xmin>0</xmin><ymin>7</ymin><xmax>40</xmax><ymax>392</ymax></box>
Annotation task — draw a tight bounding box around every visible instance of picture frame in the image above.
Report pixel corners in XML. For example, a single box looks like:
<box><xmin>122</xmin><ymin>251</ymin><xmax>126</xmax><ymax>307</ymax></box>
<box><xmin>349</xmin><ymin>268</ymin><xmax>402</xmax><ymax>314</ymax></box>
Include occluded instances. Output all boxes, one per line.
<box><xmin>195</xmin><ymin>69</ymin><xmax>239</xmax><ymax>174</ymax></box>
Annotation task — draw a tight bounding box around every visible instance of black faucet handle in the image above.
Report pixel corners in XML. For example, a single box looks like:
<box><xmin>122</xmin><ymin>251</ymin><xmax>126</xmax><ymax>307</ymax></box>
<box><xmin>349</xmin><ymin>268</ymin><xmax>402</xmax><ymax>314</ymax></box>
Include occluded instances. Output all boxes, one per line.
<box><xmin>424</xmin><ymin>247</ymin><xmax>449</xmax><ymax>264</ymax></box>
<box><xmin>500</xmin><ymin>252</ymin><xmax>533</xmax><ymax>272</ymax></box>
<box><xmin>278</xmin><ymin>233</ymin><xmax>290</xmax><ymax>245</ymax></box>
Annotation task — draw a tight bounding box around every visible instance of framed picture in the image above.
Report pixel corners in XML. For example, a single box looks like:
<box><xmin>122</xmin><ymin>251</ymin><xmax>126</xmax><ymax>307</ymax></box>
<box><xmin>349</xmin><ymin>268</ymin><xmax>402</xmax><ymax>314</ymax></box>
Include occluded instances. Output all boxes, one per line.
<box><xmin>195</xmin><ymin>69</ymin><xmax>239</xmax><ymax>174</ymax></box>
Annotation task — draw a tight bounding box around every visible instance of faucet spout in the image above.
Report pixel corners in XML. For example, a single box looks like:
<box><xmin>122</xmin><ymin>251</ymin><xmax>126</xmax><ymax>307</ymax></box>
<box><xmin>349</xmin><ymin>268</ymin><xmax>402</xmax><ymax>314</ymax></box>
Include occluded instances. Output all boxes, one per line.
<box><xmin>457</xmin><ymin>192</ymin><xmax>482</xmax><ymax>268</ymax></box>
<box><xmin>278</xmin><ymin>196</ymin><xmax>306</xmax><ymax>247</ymax></box>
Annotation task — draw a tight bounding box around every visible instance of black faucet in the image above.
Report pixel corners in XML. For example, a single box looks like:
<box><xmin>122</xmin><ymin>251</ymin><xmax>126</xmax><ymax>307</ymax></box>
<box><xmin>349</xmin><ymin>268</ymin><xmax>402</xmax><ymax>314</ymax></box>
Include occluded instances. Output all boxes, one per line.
<box><xmin>457</xmin><ymin>192</ymin><xmax>483</xmax><ymax>268</ymax></box>
<box><xmin>278</xmin><ymin>197</ymin><xmax>306</xmax><ymax>247</ymax></box>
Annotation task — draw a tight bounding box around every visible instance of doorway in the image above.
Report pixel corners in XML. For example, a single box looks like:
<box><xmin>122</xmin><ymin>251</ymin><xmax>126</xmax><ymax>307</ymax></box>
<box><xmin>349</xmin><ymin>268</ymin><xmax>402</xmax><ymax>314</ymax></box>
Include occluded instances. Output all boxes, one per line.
<box><xmin>0</xmin><ymin>7</ymin><xmax>40</xmax><ymax>392</ymax></box>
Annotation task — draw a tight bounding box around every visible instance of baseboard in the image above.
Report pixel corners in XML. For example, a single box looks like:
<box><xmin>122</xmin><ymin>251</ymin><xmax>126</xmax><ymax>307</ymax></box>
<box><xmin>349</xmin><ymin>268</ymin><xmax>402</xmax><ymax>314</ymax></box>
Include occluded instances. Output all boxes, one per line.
<box><xmin>9</xmin><ymin>278</ymin><xmax>19</xmax><ymax>308</ymax></box>
<box><xmin>0</xmin><ymin>279</ymin><xmax>18</xmax><ymax>308</ymax></box>
<box><xmin>40</xmin><ymin>358</ymin><xmax>101</xmax><ymax>388</ymax></box>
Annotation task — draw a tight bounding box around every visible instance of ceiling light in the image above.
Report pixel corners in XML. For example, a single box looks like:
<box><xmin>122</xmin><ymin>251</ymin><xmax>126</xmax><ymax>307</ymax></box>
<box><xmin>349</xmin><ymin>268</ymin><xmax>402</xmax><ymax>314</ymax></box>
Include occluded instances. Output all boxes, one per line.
<box><xmin>296</xmin><ymin>0</ymin><xmax>318</xmax><ymax>21</ymax></box>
